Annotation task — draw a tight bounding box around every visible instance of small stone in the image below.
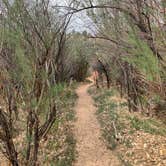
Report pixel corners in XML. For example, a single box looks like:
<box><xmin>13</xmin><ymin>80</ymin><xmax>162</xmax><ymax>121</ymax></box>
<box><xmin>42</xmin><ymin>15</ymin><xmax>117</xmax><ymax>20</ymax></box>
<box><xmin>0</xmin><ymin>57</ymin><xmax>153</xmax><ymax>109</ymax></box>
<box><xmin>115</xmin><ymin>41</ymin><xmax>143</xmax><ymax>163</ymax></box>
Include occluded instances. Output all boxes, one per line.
<box><xmin>144</xmin><ymin>143</ymin><xmax>147</xmax><ymax>148</ymax></box>
<box><xmin>160</xmin><ymin>149</ymin><xmax>166</xmax><ymax>156</ymax></box>
<box><xmin>146</xmin><ymin>152</ymin><xmax>150</xmax><ymax>159</ymax></box>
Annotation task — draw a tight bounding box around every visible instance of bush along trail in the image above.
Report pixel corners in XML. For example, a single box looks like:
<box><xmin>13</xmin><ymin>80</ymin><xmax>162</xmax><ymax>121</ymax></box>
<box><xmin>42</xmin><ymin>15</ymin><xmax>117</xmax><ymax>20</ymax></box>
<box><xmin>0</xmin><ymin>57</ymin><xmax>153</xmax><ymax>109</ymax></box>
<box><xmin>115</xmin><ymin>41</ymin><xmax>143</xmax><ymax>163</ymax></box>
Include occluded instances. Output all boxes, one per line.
<box><xmin>88</xmin><ymin>86</ymin><xmax>166</xmax><ymax>166</ymax></box>
<box><xmin>0</xmin><ymin>83</ymin><xmax>78</xmax><ymax>166</ymax></box>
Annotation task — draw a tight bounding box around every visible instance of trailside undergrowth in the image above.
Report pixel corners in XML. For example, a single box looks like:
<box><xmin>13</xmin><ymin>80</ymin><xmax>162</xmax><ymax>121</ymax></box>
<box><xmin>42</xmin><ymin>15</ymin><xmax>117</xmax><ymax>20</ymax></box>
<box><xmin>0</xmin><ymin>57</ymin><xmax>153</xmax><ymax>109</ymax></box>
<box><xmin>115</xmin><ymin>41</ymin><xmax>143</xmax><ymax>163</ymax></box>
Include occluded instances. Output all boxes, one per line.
<box><xmin>89</xmin><ymin>86</ymin><xmax>166</xmax><ymax>166</ymax></box>
<box><xmin>40</xmin><ymin>83</ymin><xmax>78</xmax><ymax>166</ymax></box>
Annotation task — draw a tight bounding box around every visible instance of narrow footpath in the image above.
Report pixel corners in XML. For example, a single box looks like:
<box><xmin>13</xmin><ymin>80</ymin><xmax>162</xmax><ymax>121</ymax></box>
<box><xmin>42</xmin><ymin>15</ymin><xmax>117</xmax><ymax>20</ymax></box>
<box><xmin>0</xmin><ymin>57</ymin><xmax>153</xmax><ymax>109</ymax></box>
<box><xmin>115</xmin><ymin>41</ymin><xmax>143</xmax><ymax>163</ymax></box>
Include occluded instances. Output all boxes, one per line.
<box><xmin>74</xmin><ymin>82</ymin><xmax>120</xmax><ymax>166</ymax></box>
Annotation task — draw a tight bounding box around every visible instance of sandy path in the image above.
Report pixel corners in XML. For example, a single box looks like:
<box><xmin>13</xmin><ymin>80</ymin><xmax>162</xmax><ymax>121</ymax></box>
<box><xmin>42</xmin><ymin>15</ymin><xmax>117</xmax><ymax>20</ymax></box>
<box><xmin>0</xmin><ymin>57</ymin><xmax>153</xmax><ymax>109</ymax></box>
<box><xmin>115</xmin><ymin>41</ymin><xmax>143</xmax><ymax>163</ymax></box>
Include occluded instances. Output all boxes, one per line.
<box><xmin>74</xmin><ymin>83</ymin><xmax>121</xmax><ymax>166</ymax></box>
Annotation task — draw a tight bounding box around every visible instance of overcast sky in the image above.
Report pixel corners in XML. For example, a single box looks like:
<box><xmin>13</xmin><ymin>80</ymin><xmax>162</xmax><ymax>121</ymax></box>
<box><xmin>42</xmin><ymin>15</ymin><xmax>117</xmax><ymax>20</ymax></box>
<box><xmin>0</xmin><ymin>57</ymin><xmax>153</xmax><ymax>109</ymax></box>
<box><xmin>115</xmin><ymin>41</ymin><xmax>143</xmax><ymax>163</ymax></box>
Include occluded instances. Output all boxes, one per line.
<box><xmin>51</xmin><ymin>0</ymin><xmax>96</xmax><ymax>33</ymax></box>
<box><xmin>0</xmin><ymin>0</ymin><xmax>96</xmax><ymax>33</ymax></box>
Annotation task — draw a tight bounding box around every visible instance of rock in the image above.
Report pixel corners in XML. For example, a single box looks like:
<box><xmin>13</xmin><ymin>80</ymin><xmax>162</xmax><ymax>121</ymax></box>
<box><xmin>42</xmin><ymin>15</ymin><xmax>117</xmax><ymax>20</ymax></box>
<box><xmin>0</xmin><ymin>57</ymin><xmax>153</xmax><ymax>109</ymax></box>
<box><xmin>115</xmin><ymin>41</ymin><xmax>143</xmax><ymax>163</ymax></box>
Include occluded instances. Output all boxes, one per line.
<box><xmin>146</xmin><ymin>152</ymin><xmax>151</xmax><ymax>159</ymax></box>
<box><xmin>144</xmin><ymin>143</ymin><xmax>147</xmax><ymax>148</ymax></box>
<box><xmin>160</xmin><ymin>149</ymin><xmax>166</xmax><ymax>156</ymax></box>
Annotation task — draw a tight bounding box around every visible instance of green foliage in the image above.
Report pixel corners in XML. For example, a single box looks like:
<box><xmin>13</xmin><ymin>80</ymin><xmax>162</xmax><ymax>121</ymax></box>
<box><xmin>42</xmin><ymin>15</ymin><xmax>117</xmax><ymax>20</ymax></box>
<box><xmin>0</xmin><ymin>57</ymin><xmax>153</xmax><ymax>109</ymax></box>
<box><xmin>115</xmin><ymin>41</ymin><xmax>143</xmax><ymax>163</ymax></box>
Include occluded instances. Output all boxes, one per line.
<box><xmin>49</xmin><ymin>83</ymin><xmax>67</xmax><ymax>98</ymax></box>
<box><xmin>123</xmin><ymin>32</ymin><xmax>160</xmax><ymax>81</ymax></box>
<box><xmin>55</xmin><ymin>133</ymin><xmax>76</xmax><ymax>166</ymax></box>
<box><xmin>43</xmin><ymin>86</ymin><xmax>77</xmax><ymax>166</ymax></box>
<box><xmin>68</xmin><ymin>33</ymin><xmax>93</xmax><ymax>62</ymax></box>
<box><xmin>15</xmin><ymin>45</ymin><xmax>33</xmax><ymax>90</ymax></box>
<box><xmin>2</xmin><ymin>27</ymin><xmax>34</xmax><ymax>94</ymax></box>
<box><xmin>65</xmin><ymin>32</ymin><xmax>95</xmax><ymax>81</ymax></box>
<box><xmin>90</xmin><ymin>88</ymin><xmax>125</xmax><ymax>150</ymax></box>
<box><xmin>129</xmin><ymin>116</ymin><xmax>166</xmax><ymax>136</ymax></box>
<box><xmin>162</xmin><ymin>0</ymin><xmax>166</xmax><ymax>8</ymax></box>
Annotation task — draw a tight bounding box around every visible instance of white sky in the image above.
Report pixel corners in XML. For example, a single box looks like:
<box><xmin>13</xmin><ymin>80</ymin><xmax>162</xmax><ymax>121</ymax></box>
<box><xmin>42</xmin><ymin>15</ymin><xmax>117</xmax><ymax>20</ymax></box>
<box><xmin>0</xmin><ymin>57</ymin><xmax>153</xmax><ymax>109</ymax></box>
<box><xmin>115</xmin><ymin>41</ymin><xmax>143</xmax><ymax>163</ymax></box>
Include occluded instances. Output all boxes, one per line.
<box><xmin>0</xmin><ymin>0</ymin><xmax>96</xmax><ymax>33</ymax></box>
<box><xmin>51</xmin><ymin>0</ymin><xmax>96</xmax><ymax>33</ymax></box>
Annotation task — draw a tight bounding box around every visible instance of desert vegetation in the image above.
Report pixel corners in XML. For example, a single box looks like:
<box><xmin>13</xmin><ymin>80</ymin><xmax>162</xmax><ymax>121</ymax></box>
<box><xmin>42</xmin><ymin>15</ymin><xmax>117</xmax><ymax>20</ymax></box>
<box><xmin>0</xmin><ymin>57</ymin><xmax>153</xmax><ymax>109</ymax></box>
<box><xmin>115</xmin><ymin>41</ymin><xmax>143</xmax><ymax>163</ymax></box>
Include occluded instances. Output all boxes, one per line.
<box><xmin>0</xmin><ymin>0</ymin><xmax>165</xmax><ymax>166</ymax></box>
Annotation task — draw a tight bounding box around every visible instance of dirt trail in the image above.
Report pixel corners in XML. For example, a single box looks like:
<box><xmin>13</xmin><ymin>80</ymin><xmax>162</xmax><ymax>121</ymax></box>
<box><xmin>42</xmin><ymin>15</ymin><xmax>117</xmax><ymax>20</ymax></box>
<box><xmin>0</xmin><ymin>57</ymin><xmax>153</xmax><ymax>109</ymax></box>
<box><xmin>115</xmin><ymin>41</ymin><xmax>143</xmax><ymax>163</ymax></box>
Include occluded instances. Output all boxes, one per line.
<box><xmin>74</xmin><ymin>82</ymin><xmax>120</xmax><ymax>166</ymax></box>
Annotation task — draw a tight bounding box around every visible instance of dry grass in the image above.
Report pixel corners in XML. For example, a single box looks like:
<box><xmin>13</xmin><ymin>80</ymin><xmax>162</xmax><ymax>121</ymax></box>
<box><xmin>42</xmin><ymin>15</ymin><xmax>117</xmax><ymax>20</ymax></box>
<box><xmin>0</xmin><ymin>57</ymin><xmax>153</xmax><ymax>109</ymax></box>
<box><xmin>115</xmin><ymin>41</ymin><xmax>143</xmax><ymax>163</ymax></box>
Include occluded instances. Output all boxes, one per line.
<box><xmin>89</xmin><ymin>86</ymin><xmax>166</xmax><ymax>166</ymax></box>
